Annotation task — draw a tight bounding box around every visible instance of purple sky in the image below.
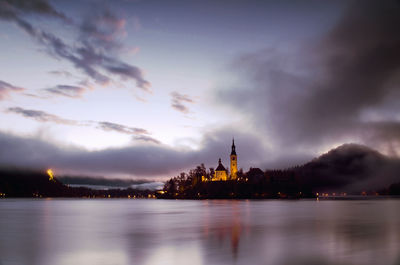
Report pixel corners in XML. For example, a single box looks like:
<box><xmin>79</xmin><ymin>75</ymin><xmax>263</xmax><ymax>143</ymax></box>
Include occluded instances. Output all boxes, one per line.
<box><xmin>0</xmin><ymin>0</ymin><xmax>399</xmax><ymax>179</ymax></box>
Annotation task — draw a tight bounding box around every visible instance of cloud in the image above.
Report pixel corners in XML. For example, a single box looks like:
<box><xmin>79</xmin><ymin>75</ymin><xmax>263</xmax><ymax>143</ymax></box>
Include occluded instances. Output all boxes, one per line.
<box><xmin>79</xmin><ymin>9</ymin><xmax>126</xmax><ymax>52</ymax></box>
<box><xmin>6</xmin><ymin>107</ymin><xmax>77</xmax><ymax>125</ymax></box>
<box><xmin>45</xmin><ymin>85</ymin><xmax>86</xmax><ymax>98</ymax></box>
<box><xmin>97</xmin><ymin>121</ymin><xmax>149</xmax><ymax>135</ymax></box>
<box><xmin>217</xmin><ymin>0</ymin><xmax>400</xmax><ymax>156</ymax></box>
<box><xmin>170</xmin><ymin>91</ymin><xmax>194</xmax><ymax>114</ymax></box>
<box><xmin>360</xmin><ymin>121</ymin><xmax>400</xmax><ymax>157</ymax></box>
<box><xmin>0</xmin><ymin>1</ymin><xmax>151</xmax><ymax>91</ymax></box>
<box><xmin>133</xmin><ymin>135</ymin><xmax>161</xmax><ymax>145</ymax></box>
<box><xmin>20</xmin><ymin>17</ymin><xmax>150</xmax><ymax>90</ymax></box>
<box><xmin>0</xmin><ymin>80</ymin><xmax>24</xmax><ymax>100</ymax></box>
<box><xmin>57</xmin><ymin>175</ymin><xmax>158</xmax><ymax>188</ymax></box>
<box><xmin>0</xmin><ymin>127</ymin><xmax>269</xmax><ymax>177</ymax></box>
<box><xmin>0</xmin><ymin>0</ymin><xmax>67</xmax><ymax>21</ymax></box>
<box><xmin>48</xmin><ymin>70</ymin><xmax>74</xmax><ymax>78</ymax></box>
<box><xmin>0</xmin><ymin>131</ymin><xmax>188</xmax><ymax>177</ymax></box>
<box><xmin>102</xmin><ymin>57</ymin><xmax>151</xmax><ymax>91</ymax></box>
<box><xmin>6</xmin><ymin>107</ymin><xmax>157</xmax><ymax>140</ymax></box>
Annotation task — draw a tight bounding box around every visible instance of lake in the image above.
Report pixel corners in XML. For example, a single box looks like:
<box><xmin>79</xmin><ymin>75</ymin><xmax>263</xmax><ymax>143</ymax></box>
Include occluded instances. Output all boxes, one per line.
<box><xmin>0</xmin><ymin>199</ymin><xmax>399</xmax><ymax>265</ymax></box>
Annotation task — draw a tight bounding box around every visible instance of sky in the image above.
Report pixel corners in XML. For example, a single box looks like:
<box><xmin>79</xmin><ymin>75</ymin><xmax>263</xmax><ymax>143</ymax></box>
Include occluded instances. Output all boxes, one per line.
<box><xmin>0</xmin><ymin>0</ymin><xmax>399</xmax><ymax>180</ymax></box>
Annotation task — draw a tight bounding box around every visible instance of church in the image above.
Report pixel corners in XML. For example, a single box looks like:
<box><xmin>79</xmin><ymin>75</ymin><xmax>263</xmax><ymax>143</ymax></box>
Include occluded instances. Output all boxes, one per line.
<box><xmin>206</xmin><ymin>139</ymin><xmax>238</xmax><ymax>181</ymax></box>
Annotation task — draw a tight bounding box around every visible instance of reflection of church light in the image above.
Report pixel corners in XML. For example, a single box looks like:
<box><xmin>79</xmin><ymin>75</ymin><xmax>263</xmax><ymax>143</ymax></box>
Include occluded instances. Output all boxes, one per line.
<box><xmin>202</xmin><ymin>201</ymin><xmax>243</xmax><ymax>260</ymax></box>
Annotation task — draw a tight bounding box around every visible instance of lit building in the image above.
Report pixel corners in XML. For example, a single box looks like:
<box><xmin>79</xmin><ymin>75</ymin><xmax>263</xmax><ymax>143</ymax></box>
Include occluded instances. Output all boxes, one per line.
<box><xmin>213</xmin><ymin>158</ymin><xmax>228</xmax><ymax>181</ymax></box>
<box><xmin>209</xmin><ymin>139</ymin><xmax>238</xmax><ymax>181</ymax></box>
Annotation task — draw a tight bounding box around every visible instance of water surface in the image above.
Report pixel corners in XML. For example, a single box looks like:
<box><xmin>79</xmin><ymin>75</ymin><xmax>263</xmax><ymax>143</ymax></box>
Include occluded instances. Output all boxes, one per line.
<box><xmin>0</xmin><ymin>199</ymin><xmax>399</xmax><ymax>265</ymax></box>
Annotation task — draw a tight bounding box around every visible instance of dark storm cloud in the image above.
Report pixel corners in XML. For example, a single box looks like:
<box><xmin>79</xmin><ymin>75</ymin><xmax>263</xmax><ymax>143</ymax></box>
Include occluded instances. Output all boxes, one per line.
<box><xmin>0</xmin><ymin>128</ymin><xmax>267</xmax><ymax>177</ymax></box>
<box><xmin>0</xmin><ymin>80</ymin><xmax>24</xmax><ymax>99</ymax></box>
<box><xmin>45</xmin><ymin>85</ymin><xmax>86</xmax><ymax>98</ymax></box>
<box><xmin>218</xmin><ymin>0</ymin><xmax>400</xmax><ymax>154</ymax></box>
<box><xmin>0</xmin><ymin>0</ymin><xmax>150</xmax><ymax>91</ymax></box>
<box><xmin>170</xmin><ymin>91</ymin><xmax>194</xmax><ymax>114</ymax></box>
<box><xmin>360</xmin><ymin>121</ymin><xmax>400</xmax><ymax>156</ymax></box>
<box><xmin>0</xmin><ymin>131</ymin><xmax>190</xmax><ymax>176</ymax></box>
<box><xmin>6</xmin><ymin>107</ymin><xmax>77</xmax><ymax>125</ymax></box>
<box><xmin>97</xmin><ymin>121</ymin><xmax>149</xmax><ymax>135</ymax></box>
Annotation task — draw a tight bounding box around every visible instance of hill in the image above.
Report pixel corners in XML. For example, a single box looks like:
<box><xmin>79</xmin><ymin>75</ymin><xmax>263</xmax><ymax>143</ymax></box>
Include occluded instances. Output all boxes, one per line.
<box><xmin>0</xmin><ymin>167</ymin><xmax>155</xmax><ymax>198</ymax></box>
<box><xmin>0</xmin><ymin>167</ymin><xmax>69</xmax><ymax>197</ymax></box>
<box><xmin>295</xmin><ymin>144</ymin><xmax>400</xmax><ymax>192</ymax></box>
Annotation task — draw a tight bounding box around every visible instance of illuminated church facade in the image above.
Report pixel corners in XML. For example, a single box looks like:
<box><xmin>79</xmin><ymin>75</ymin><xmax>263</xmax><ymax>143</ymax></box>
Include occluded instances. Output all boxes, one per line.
<box><xmin>205</xmin><ymin>139</ymin><xmax>238</xmax><ymax>181</ymax></box>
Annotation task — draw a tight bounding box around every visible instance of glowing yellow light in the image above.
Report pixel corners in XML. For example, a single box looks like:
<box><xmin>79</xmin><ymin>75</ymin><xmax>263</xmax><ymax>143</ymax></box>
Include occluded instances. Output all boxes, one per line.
<box><xmin>47</xmin><ymin>169</ymin><xmax>54</xmax><ymax>181</ymax></box>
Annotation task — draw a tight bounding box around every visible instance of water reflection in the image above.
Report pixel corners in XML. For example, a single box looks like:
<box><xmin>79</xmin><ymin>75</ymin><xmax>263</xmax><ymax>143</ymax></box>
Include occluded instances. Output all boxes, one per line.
<box><xmin>0</xmin><ymin>199</ymin><xmax>400</xmax><ymax>265</ymax></box>
<box><xmin>201</xmin><ymin>200</ymin><xmax>244</xmax><ymax>260</ymax></box>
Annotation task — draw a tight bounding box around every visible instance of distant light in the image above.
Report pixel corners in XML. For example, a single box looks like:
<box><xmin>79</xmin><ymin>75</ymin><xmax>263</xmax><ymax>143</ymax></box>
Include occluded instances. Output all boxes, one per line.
<box><xmin>47</xmin><ymin>169</ymin><xmax>55</xmax><ymax>181</ymax></box>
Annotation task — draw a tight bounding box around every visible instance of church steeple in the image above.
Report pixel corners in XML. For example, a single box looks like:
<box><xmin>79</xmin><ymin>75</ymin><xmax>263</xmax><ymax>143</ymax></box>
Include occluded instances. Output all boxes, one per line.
<box><xmin>231</xmin><ymin>138</ymin><xmax>236</xmax><ymax>155</ymax></box>
<box><xmin>230</xmin><ymin>138</ymin><xmax>238</xmax><ymax>179</ymax></box>
<box><xmin>206</xmin><ymin>139</ymin><xmax>239</xmax><ymax>182</ymax></box>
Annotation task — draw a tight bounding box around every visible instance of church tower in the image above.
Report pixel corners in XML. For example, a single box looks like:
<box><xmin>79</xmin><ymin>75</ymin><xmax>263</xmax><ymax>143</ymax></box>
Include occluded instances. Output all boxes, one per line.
<box><xmin>230</xmin><ymin>138</ymin><xmax>238</xmax><ymax>179</ymax></box>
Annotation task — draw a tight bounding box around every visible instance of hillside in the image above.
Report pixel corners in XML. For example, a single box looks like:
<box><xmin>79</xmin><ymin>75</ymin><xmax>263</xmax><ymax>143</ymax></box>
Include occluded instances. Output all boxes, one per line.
<box><xmin>0</xmin><ymin>168</ymin><xmax>70</xmax><ymax>197</ymax></box>
<box><xmin>295</xmin><ymin>144</ymin><xmax>400</xmax><ymax>192</ymax></box>
<box><xmin>0</xmin><ymin>168</ymin><xmax>155</xmax><ymax>198</ymax></box>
